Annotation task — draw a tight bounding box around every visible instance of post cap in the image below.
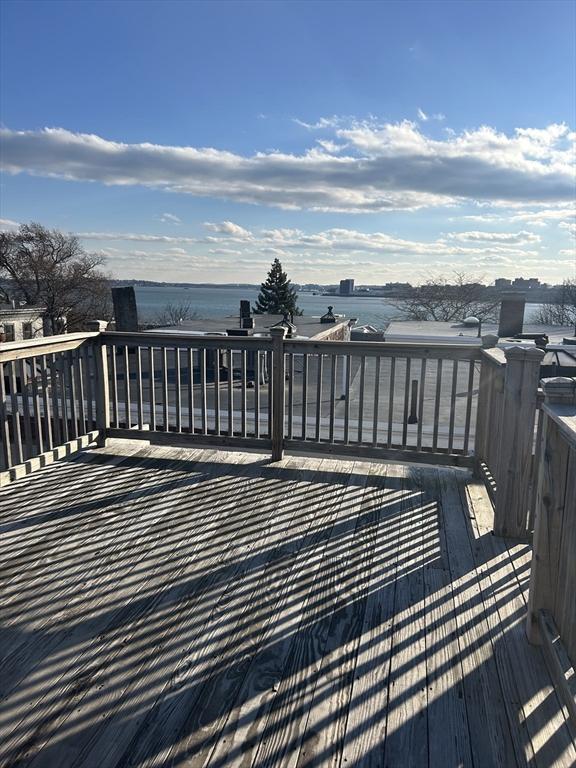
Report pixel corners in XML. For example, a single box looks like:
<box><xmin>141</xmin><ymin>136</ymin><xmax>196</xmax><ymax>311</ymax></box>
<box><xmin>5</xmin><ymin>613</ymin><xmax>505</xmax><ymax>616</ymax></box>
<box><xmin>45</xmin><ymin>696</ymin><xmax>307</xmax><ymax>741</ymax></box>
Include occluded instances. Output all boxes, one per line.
<box><xmin>540</xmin><ymin>376</ymin><xmax>576</xmax><ymax>405</ymax></box>
<box><xmin>504</xmin><ymin>345</ymin><xmax>545</xmax><ymax>362</ymax></box>
<box><xmin>85</xmin><ymin>320</ymin><xmax>109</xmax><ymax>332</ymax></box>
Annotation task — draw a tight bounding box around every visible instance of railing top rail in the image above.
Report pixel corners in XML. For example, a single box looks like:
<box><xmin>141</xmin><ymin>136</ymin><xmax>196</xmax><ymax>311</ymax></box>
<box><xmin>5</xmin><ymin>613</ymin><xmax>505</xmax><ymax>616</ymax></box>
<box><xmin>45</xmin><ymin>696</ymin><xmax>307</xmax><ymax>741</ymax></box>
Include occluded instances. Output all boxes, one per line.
<box><xmin>101</xmin><ymin>330</ymin><xmax>274</xmax><ymax>351</ymax></box>
<box><xmin>283</xmin><ymin>338</ymin><xmax>483</xmax><ymax>360</ymax></box>
<box><xmin>0</xmin><ymin>331</ymin><xmax>99</xmax><ymax>363</ymax></box>
<box><xmin>101</xmin><ymin>331</ymin><xmax>484</xmax><ymax>360</ymax></box>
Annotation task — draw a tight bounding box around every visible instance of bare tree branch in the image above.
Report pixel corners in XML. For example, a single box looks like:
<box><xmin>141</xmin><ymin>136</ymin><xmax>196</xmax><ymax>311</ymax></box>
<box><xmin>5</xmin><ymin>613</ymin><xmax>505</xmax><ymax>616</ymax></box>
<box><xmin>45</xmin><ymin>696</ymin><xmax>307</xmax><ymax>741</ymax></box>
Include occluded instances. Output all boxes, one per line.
<box><xmin>389</xmin><ymin>272</ymin><xmax>500</xmax><ymax>322</ymax></box>
<box><xmin>0</xmin><ymin>222</ymin><xmax>112</xmax><ymax>332</ymax></box>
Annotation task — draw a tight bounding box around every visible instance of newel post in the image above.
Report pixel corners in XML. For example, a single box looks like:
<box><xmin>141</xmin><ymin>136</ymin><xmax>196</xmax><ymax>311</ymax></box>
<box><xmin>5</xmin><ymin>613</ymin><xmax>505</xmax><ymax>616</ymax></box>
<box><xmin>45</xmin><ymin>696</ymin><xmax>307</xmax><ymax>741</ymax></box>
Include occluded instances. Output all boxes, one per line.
<box><xmin>270</xmin><ymin>327</ymin><xmax>287</xmax><ymax>461</ymax></box>
<box><xmin>526</xmin><ymin>377</ymin><xmax>576</xmax><ymax>645</ymax></box>
<box><xmin>94</xmin><ymin>338</ymin><xmax>110</xmax><ymax>447</ymax></box>
<box><xmin>473</xmin><ymin>334</ymin><xmax>499</xmax><ymax>478</ymax></box>
<box><xmin>493</xmin><ymin>345</ymin><xmax>545</xmax><ymax>538</ymax></box>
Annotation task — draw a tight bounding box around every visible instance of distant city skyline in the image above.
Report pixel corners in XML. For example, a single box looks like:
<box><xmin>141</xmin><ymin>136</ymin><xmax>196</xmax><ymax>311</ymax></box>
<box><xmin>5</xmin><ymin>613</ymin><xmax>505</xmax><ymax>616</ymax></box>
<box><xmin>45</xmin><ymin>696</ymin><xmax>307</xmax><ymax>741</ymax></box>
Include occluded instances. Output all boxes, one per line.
<box><xmin>1</xmin><ymin>0</ymin><xmax>575</xmax><ymax>284</ymax></box>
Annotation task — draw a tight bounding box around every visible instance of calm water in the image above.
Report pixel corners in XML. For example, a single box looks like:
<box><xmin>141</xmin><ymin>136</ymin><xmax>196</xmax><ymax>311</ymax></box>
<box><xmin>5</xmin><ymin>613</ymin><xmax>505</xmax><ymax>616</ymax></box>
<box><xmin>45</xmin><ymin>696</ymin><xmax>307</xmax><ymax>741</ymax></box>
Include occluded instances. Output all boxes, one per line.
<box><xmin>133</xmin><ymin>284</ymin><xmax>542</xmax><ymax>329</ymax></box>
<box><xmin>134</xmin><ymin>285</ymin><xmax>398</xmax><ymax>328</ymax></box>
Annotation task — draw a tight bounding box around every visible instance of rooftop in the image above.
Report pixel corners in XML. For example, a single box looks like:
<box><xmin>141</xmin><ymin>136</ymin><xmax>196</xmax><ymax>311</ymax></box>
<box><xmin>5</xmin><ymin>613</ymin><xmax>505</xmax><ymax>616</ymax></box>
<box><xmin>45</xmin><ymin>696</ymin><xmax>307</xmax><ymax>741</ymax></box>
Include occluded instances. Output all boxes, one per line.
<box><xmin>385</xmin><ymin>320</ymin><xmax>575</xmax><ymax>345</ymax></box>
<box><xmin>148</xmin><ymin>313</ymin><xmax>350</xmax><ymax>340</ymax></box>
<box><xmin>1</xmin><ymin>442</ymin><xmax>575</xmax><ymax>767</ymax></box>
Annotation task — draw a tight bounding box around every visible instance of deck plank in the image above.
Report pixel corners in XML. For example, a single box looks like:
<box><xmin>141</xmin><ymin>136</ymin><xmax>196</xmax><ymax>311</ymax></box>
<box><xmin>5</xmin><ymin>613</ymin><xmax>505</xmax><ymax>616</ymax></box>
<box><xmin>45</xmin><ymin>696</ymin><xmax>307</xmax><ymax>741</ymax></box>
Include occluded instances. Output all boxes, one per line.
<box><xmin>463</xmin><ymin>478</ymin><xmax>576</xmax><ymax>768</ymax></box>
<box><xmin>436</xmin><ymin>467</ymin><xmax>520</xmax><ymax>768</ymax></box>
<box><xmin>0</xmin><ymin>445</ymin><xmax>573</xmax><ymax>768</ymax></box>
<box><xmin>338</xmin><ymin>461</ymin><xmax>407</xmax><ymax>766</ymax></box>
<box><xmin>108</xmin><ymin>457</ymin><xmax>347</xmax><ymax>768</ymax></box>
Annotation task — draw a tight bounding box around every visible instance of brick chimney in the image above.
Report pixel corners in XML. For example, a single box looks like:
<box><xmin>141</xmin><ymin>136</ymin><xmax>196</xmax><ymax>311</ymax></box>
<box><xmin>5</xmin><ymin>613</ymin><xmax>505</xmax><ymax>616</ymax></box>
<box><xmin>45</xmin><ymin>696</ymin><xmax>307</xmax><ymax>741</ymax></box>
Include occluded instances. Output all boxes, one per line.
<box><xmin>498</xmin><ymin>292</ymin><xmax>525</xmax><ymax>337</ymax></box>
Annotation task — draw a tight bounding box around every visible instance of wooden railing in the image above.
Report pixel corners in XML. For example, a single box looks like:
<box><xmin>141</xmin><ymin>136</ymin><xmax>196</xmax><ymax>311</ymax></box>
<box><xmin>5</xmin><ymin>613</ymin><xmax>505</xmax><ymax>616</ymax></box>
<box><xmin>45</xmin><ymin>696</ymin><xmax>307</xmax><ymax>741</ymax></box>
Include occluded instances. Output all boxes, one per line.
<box><xmin>100</xmin><ymin>328</ymin><xmax>482</xmax><ymax>467</ymax></box>
<box><xmin>100</xmin><ymin>330</ymin><xmax>275</xmax><ymax>451</ymax></box>
<box><xmin>0</xmin><ymin>333</ymin><xmax>100</xmax><ymax>481</ymax></box>
<box><xmin>527</xmin><ymin>377</ymin><xmax>576</xmax><ymax>724</ymax></box>
<box><xmin>474</xmin><ymin>341</ymin><xmax>545</xmax><ymax>538</ymax></box>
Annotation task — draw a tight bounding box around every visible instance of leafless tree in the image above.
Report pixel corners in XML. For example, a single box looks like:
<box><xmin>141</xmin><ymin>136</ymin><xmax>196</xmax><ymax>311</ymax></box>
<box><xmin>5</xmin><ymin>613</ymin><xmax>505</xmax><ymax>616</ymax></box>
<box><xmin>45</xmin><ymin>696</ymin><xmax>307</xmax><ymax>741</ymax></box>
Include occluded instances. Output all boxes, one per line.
<box><xmin>0</xmin><ymin>222</ymin><xmax>112</xmax><ymax>332</ymax></box>
<box><xmin>389</xmin><ymin>272</ymin><xmax>500</xmax><ymax>322</ymax></box>
<box><xmin>154</xmin><ymin>301</ymin><xmax>198</xmax><ymax>327</ymax></box>
<box><xmin>532</xmin><ymin>279</ymin><xmax>576</xmax><ymax>333</ymax></box>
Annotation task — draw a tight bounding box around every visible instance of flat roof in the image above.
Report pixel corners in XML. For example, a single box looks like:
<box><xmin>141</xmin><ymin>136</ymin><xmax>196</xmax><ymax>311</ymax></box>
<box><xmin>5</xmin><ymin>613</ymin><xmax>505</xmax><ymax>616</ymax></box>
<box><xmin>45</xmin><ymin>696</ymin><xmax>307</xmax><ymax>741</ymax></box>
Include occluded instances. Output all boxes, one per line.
<box><xmin>147</xmin><ymin>313</ymin><xmax>349</xmax><ymax>339</ymax></box>
<box><xmin>385</xmin><ymin>320</ymin><xmax>575</xmax><ymax>345</ymax></box>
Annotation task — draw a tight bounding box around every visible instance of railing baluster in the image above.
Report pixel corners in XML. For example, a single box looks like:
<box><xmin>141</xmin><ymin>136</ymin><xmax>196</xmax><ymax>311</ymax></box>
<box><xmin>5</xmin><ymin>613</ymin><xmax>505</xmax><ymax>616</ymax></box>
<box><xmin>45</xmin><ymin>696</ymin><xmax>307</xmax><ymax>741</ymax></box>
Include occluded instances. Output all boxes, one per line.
<box><xmin>267</xmin><ymin>349</ymin><xmax>273</xmax><ymax>439</ymax></box>
<box><xmin>67</xmin><ymin>350</ymin><xmax>78</xmax><ymax>439</ymax></box>
<box><xmin>136</xmin><ymin>346</ymin><xmax>144</xmax><ymax>429</ymax></box>
<box><xmin>387</xmin><ymin>357</ymin><xmax>396</xmax><ymax>448</ymax></box>
<box><xmin>214</xmin><ymin>348</ymin><xmax>220</xmax><ymax>436</ymax></box>
<box><xmin>463</xmin><ymin>360</ymin><xmax>475</xmax><ymax>455</ymax></box>
<box><xmin>18</xmin><ymin>359</ymin><xmax>33</xmax><ymax>459</ymax></box>
<box><xmin>50</xmin><ymin>354</ymin><xmax>61</xmax><ymax>446</ymax></box>
<box><xmin>149</xmin><ymin>347</ymin><xmax>156</xmax><ymax>432</ymax></box>
<box><xmin>123</xmin><ymin>345</ymin><xmax>131</xmax><ymax>430</ymax></box>
<box><xmin>57</xmin><ymin>353</ymin><xmax>69</xmax><ymax>442</ymax></box>
<box><xmin>288</xmin><ymin>353</ymin><xmax>294</xmax><ymax>440</ymax></box>
<box><xmin>0</xmin><ymin>362</ymin><xmax>12</xmax><ymax>469</ymax></box>
<box><xmin>109</xmin><ymin>347</ymin><xmax>118</xmax><ymax>430</ymax></box>
<box><xmin>82</xmin><ymin>345</ymin><xmax>94</xmax><ymax>430</ymax></box>
<box><xmin>372</xmin><ymin>356</ymin><xmax>381</xmax><ymax>447</ymax></box>
<box><xmin>329</xmin><ymin>354</ymin><xmax>337</xmax><ymax>443</ymax></box>
<box><xmin>75</xmin><ymin>348</ymin><xmax>86</xmax><ymax>435</ymax></box>
<box><xmin>8</xmin><ymin>362</ymin><xmax>23</xmax><ymax>464</ymax></box>
<box><xmin>448</xmin><ymin>360</ymin><xmax>459</xmax><ymax>454</ymax></box>
<box><xmin>31</xmin><ymin>356</ymin><xmax>45</xmax><ymax>451</ymax></box>
<box><xmin>200</xmin><ymin>348</ymin><xmax>207</xmax><ymax>435</ymax></box>
<box><xmin>241</xmin><ymin>349</ymin><xmax>247</xmax><ymax>437</ymax></box>
<box><xmin>301</xmin><ymin>353</ymin><xmax>308</xmax><ymax>440</ymax></box>
<box><xmin>254</xmin><ymin>351</ymin><xmax>260</xmax><ymax>439</ymax></box>
<box><xmin>315</xmin><ymin>353</ymin><xmax>323</xmax><ymax>442</ymax></box>
<box><xmin>402</xmin><ymin>357</ymin><xmax>411</xmax><ymax>449</ymax></box>
<box><xmin>40</xmin><ymin>354</ymin><xmax>53</xmax><ymax>450</ymax></box>
<box><xmin>188</xmin><ymin>348</ymin><xmax>194</xmax><ymax>434</ymax></box>
<box><xmin>228</xmin><ymin>349</ymin><xmax>234</xmax><ymax>436</ymax></box>
<box><xmin>358</xmin><ymin>355</ymin><xmax>366</xmax><ymax>443</ymax></box>
<box><xmin>416</xmin><ymin>358</ymin><xmax>426</xmax><ymax>451</ymax></box>
<box><xmin>344</xmin><ymin>354</ymin><xmax>351</xmax><ymax>444</ymax></box>
<box><xmin>162</xmin><ymin>347</ymin><xmax>169</xmax><ymax>431</ymax></box>
<box><xmin>432</xmin><ymin>359</ymin><xmax>443</xmax><ymax>451</ymax></box>
<box><xmin>175</xmin><ymin>348</ymin><xmax>182</xmax><ymax>433</ymax></box>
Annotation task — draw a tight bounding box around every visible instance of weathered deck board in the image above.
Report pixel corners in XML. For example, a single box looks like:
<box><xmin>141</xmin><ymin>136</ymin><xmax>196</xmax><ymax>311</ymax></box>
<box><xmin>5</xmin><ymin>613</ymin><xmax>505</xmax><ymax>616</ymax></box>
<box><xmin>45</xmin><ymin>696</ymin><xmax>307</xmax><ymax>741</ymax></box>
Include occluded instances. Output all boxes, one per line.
<box><xmin>0</xmin><ymin>444</ymin><xmax>573</xmax><ymax>768</ymax></box>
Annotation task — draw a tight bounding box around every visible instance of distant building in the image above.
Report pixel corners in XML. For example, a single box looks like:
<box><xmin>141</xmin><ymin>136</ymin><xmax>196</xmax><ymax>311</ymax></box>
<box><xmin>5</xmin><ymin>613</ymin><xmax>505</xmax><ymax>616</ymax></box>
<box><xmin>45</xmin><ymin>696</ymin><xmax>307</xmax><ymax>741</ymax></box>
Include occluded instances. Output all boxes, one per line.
<box><xmin>494</xmin><ymin>278</ymin><xmax>512</xmax><ymax>289</ymax></box>
<box><xmin>512</xmin><ymin>277</ymin><xmax>540</xmax><ymax>289</ymax></box>
<box><xmin>339</xmin><ymin>278</ymin><xmax>355</xmax><ymax>296</ymax></box>
<box><xmin>0</xmin><ymin>304</ymin><xmax>45</xmax><ymax>342</ymax></box>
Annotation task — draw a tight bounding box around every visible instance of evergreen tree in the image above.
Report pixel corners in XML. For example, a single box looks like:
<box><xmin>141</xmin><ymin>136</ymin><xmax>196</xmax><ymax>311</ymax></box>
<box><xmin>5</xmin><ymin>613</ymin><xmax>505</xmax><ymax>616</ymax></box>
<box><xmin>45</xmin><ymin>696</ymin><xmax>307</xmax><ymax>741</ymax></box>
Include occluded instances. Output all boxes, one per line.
<box><xmin>253</xmin><ymin>258</ymin><xmax>301</xmax><ymax>315</ymax></box>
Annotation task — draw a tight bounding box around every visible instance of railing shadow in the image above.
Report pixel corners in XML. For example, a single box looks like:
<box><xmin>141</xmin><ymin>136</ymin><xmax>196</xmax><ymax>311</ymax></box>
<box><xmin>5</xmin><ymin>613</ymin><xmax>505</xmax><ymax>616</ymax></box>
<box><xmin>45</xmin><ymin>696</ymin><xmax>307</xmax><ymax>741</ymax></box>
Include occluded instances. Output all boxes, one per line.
<box><xmin>0</xmin><ymin>448</ymin><xmax>574</xmax><ymax>768</ymax></box>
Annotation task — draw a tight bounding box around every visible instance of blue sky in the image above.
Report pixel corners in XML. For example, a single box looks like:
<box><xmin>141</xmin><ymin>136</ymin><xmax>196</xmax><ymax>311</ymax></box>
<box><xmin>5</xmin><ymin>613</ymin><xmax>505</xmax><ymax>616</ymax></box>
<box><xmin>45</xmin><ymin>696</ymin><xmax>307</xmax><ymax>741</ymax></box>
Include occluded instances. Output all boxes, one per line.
<box><xmin>1</xmin><ymin>0</ymin><xmax>575</xmax><ymax>284</ymax></box>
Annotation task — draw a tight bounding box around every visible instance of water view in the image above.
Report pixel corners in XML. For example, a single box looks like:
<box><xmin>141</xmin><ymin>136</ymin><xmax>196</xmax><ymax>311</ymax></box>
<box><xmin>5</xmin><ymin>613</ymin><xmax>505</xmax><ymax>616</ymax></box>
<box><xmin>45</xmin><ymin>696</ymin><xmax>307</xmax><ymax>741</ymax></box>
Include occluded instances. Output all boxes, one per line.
<box><xmin>134</xmin><ymin>285</ymin><xmax>399</xmax><ymax>327</ymax></box>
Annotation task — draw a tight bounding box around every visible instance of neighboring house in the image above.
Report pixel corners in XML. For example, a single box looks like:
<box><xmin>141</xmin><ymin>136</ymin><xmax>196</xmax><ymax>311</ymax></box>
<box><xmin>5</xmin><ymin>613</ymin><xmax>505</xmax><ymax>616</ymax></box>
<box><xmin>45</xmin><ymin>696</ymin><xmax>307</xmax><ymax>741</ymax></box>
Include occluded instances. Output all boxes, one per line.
<box><xmin>0</xmin><ymin>304</ymin><xmax>45</xmax><ymax>342</ymax></box>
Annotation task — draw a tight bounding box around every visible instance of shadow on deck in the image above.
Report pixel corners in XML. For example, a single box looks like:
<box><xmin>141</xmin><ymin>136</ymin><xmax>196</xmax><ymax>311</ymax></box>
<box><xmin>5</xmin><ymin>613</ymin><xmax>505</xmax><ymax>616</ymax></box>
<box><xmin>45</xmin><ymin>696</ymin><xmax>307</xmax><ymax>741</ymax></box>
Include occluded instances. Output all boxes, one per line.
<box><xmin>0</xmin><ymin>443</ymin><xmax>574</xmax><ymax>767</ymax></box>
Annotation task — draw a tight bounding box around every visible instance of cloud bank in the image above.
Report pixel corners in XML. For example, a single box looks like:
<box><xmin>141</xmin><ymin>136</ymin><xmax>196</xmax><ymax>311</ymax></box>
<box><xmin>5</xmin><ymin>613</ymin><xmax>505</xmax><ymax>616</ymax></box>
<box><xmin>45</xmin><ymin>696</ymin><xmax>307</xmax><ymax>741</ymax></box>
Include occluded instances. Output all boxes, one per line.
<box><xmin>1</xmin><ymin>120</ymin><xmax>574</xmax><ymax>212</ymax></box>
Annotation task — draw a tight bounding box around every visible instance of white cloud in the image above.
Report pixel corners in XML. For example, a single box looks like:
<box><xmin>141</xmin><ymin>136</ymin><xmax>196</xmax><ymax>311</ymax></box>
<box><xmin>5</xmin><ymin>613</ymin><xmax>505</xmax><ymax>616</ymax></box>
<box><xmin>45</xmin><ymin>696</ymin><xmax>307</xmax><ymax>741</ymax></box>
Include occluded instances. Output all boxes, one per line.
<box><xmin>0</xmin><ymin>218</ymin><xmax>19</xmax><ymax>230</ymax></box>
<box><xmin>203</xmin><ymin>221</ymin><xmax>253</xmax><ymax>239</ymax></box>
<box><xmin>2</xmin><ymin>120</ymin><xmax>573</xmax><ymax>213</ymax></box>
<box><xmin>559</xmin><ymin>221</ymin><xmax>576</xmax><ymax>237</ymax></box>
<box><xmin>158</xmin><ymin>212</ymin><xmax>181</xmax><ymax>224</ymax></box>
<box><xmin>417</xmin><ymin>108</ymin><xmax>429</xmax><ymax>121</ymax></box>
<box><xmin>78</xmin><ymin>231</ymin><xmax>198</xmax><ymax>244</ymax></box>
<box><xmin>446</xmin><ymin>230</ymin><xmax>541</xmax><ymax>245</ymax></box>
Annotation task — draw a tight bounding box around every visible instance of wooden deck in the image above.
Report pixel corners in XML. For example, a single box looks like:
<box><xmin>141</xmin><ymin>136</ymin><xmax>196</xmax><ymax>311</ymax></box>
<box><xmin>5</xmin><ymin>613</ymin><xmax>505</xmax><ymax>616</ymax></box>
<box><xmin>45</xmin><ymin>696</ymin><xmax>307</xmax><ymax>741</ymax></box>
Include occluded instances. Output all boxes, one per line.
<box><xmin>0</xmin><ymin>444</ymin><xmax>575</xmax><ymax>768</ymax></box>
